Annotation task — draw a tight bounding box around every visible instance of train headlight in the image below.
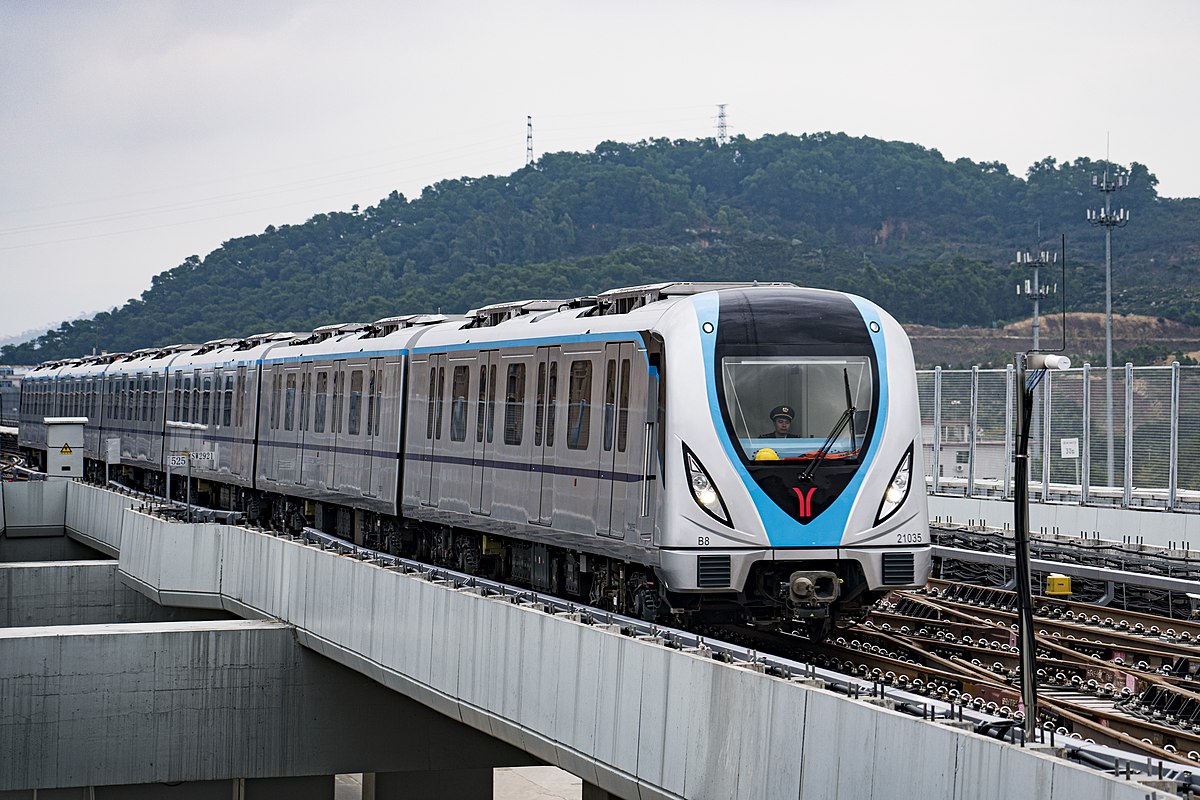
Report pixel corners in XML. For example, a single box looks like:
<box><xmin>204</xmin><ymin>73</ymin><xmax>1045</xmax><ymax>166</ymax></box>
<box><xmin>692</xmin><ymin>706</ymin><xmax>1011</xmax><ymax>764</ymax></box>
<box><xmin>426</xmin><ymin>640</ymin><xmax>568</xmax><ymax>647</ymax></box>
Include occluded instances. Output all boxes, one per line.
<box><xmin>683</xmin><ymin>444</ymin><xmax>731</xmax><ymax>526</ymax></box>
<box><xmin>875</xmin><ymin>443</ymin><xmax>914</xmax><ymax>525</ymax></box>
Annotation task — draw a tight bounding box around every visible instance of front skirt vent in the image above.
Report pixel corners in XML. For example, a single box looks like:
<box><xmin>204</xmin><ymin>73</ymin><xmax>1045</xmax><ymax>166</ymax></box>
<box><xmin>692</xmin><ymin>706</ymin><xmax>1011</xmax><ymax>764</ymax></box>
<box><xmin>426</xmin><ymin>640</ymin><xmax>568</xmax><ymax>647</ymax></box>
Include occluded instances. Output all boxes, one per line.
<box><xmin>881</xmin><ymin>552</ymin><xmax>916</xmax><ymax>585</ymax></box>
<box><xmin>697</xmin><ymin>555</ymin><xmax>732</xmax><ymax>588</ymax></box>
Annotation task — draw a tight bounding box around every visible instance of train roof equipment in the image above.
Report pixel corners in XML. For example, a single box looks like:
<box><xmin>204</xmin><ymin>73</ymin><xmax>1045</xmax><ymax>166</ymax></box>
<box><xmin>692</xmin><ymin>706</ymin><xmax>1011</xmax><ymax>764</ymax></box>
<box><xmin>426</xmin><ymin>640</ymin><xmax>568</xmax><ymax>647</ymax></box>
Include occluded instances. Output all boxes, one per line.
<box><xmin>371</xmin><ymin>314</ymin><xmax>451</xmax><ymax>336</ymax></box>
<box><xmin>465</xmin><ymin>299</ymin><xmax>570</xmax><ymax>328</ymax></box>
<box><xmin>591</xmin><ymin>281</ymin><xmax>796</xmax><ymax>315</ymax></box>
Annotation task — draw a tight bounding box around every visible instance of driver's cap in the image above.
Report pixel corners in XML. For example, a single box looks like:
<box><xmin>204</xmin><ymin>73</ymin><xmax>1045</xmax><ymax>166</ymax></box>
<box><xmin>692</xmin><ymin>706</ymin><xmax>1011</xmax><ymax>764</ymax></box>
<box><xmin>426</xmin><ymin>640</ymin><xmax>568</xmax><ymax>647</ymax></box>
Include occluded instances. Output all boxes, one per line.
<box><xmin>769</xmin><ymin>405</ymin><xmax>794</xmax><ymax>421</ymax></box>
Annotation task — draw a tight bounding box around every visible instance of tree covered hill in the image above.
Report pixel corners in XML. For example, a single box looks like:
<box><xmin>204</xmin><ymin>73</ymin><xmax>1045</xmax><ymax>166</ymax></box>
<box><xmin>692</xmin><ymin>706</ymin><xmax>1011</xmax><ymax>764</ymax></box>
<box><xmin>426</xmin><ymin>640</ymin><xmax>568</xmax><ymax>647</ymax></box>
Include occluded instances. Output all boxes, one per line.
<box><xmin>5</xmin><ymin>132</ymin><xmax>1198</xmax><ymax>364</ymax></box>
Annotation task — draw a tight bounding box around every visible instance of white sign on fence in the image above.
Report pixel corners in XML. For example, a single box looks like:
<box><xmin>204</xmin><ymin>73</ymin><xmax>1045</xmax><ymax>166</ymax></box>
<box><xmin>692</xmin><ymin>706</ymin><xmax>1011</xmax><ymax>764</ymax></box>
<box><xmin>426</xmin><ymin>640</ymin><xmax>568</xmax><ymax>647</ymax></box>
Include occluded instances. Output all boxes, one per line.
<box><xmin>1060</xmin><ymin>437</ymin><xmax>1080</xmax><ymax>459</ymax></box>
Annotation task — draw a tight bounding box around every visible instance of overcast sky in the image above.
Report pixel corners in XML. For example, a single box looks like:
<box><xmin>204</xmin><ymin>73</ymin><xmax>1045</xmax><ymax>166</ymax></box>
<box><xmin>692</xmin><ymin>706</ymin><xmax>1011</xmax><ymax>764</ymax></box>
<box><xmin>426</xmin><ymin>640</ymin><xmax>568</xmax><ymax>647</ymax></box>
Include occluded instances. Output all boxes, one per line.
<box><xmin>1</xmin><ymin>0</ymin><xmax>1196</xmax><ymax>342</ymax></box>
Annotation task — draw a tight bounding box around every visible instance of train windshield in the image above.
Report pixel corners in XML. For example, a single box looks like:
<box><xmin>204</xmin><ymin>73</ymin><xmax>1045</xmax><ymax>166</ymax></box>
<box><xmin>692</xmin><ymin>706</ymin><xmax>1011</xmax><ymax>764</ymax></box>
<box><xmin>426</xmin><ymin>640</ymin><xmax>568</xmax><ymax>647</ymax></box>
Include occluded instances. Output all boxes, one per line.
<box><xmin>720</xmin><ymin>356</ymin><xmax>873</xmax><ymax>462</ymax></box>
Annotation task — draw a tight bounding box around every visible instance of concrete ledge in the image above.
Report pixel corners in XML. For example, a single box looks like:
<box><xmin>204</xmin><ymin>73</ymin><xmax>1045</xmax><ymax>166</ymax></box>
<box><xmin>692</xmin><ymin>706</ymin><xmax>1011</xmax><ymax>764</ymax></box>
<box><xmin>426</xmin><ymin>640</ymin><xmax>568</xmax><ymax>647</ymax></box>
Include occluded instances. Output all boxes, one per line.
<box><xmin>75</xmin><ymin>483</ymin><xmax>1169</xmax><ymax>800</ymax></box>
<box><xmin>929</xmin><ymin>493</ymin><xmax>1200</xmax><ymax>550</ymax></box>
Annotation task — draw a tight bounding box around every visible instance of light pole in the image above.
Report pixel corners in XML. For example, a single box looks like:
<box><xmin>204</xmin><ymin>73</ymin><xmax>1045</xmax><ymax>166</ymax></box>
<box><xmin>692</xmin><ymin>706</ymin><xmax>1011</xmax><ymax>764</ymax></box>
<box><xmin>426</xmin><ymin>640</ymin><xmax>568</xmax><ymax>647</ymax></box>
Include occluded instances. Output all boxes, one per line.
<box><xmin>1013</xmin><ymin>351</ymin><xmax>1071</xmax><ymax>742</ymax></box>
<box><xmin>1087</xmin><ymin>167</ymin><xmax>1129</xmax><ymax>487</ymax></box>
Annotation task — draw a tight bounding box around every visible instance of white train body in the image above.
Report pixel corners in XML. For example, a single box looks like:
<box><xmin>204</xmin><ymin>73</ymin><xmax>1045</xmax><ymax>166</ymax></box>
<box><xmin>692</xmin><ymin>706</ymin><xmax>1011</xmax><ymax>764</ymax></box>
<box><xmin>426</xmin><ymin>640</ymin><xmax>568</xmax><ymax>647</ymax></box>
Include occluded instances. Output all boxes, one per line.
<box><xmin>18</xmin><ymin>283</ymin><xmax>930</xmax><ymax>628</ymax></box>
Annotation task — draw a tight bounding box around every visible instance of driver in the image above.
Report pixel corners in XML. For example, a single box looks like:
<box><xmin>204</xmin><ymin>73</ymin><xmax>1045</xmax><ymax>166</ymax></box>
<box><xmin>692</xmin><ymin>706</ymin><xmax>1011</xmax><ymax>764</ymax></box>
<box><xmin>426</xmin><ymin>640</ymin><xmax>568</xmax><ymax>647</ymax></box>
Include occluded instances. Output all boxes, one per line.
<box><xmin>759</xmin><ymin>405</ymin><xmax>799</xmax><ymax>438</ymax></box>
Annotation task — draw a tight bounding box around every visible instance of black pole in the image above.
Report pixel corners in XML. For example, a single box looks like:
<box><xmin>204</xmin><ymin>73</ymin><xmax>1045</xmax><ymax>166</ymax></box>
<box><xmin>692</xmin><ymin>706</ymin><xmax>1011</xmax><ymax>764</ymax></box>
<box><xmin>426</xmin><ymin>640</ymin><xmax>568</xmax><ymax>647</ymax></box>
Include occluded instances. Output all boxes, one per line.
<box><xmin>1013</xmin><ymin>352</ymin><xmax>1038</xmax><ymax>741</ymax></box>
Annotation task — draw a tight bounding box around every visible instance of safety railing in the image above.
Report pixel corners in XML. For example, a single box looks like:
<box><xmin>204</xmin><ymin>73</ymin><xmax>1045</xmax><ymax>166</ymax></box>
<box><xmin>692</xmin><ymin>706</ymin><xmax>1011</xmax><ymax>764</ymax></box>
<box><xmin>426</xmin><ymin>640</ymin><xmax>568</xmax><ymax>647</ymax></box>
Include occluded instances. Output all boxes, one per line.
<box><xmin>918</xmin><ymin>363</ymin><xmax>1200</xmax><ymax>512</ymax></box>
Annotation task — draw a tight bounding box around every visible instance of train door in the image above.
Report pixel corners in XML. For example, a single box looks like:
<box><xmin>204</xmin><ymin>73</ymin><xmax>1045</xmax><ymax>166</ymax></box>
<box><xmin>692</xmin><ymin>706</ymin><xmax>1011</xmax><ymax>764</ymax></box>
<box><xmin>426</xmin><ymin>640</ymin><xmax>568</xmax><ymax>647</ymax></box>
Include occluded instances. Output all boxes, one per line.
<box><xmin>599</xmin><ymin>343</ymin><xmax>639</xmax><ymax>538</ymax></box>
<box><xmin>470</xmin><ymin>351</ymin><xmax>497</xmax><ymax>514</ymax></box>
<box><xmin>296</xmin><ymin>363</ymin><xmax>311</xmax><ymax>485</ymax></box>
<box><xmin>534</xmin><ymin>346</ymin><xmax>559</xmax><ymax>525</ymax></box>
<box><xmin>234</xmin><ymin>365</ymin><xmax>249</xmax><ymax>481</ymax></box>
<box><xmin>263</xmin><ymin>364</ymin><xmax>283</xmax><ymax>484</ymax></box>
<box><xmin>362</xmin><ymin>357</ymin><xmax>384</xmax><ymax>496</ymax></box>
<box><xmin>407</xmin><ymin>356</ymin><xmax>430</xmax><ymax>506</ymax></box>
<box><xmin>329</xmin><ymin>360</ymin><xmax>346</xmax><ymax>490</ymax></box>
<box><xmin>425</xmin><ymin>354</ymin><xmax>446</xmax><ymax>505</ymax></box>
<box><xmin>281</xmin><ymin>365</ymin><xmax>302</xmax><ymax>484</ymax></box>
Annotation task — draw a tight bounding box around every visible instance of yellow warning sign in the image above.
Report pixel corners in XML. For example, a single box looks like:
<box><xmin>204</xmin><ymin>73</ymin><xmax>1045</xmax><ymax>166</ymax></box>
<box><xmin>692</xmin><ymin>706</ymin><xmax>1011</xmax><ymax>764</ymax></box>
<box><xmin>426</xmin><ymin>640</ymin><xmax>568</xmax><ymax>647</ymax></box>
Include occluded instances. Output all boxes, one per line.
<box><xmin>60</xmin><ymin>443</ymin><xmax>73</xmax><ymax>455</ymax></box>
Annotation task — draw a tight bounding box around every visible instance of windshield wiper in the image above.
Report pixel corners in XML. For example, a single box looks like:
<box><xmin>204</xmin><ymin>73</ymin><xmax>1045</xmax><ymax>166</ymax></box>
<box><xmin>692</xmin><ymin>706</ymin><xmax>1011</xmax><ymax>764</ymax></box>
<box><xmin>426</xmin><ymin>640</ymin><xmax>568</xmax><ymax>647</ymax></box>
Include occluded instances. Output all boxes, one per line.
<box><xmin>799</xmin><ymin>369</ymin><xmax>857</xmax><ymax>483</ymax></box>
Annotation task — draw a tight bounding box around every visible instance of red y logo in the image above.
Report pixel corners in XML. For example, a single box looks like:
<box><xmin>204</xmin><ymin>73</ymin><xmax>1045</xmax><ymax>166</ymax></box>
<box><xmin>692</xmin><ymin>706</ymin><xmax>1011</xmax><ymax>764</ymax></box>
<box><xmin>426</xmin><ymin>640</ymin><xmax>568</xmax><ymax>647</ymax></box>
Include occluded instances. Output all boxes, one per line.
<box><xmin>793</xmin><ymin>487</ymin><xmax>818</xmax><ymax>519</ymax></box>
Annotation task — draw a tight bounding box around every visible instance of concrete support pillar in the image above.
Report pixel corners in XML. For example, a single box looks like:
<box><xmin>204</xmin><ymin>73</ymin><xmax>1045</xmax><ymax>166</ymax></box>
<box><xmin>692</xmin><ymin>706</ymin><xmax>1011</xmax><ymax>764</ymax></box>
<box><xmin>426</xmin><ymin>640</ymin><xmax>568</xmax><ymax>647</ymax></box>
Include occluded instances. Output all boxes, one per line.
<box><xmin>583</xmin><ymin>783</ymin><xmax>619</xmax><ymax>800</ymax></box>
<box><xmin>243</xmin><ymin>775</ymin><xmax>334</xmax><ymax>800</ymax></box>
<box><xmin>364</xmin><ymin>769</ymin><xmax>492</xmax><ymax>800</ymax></box>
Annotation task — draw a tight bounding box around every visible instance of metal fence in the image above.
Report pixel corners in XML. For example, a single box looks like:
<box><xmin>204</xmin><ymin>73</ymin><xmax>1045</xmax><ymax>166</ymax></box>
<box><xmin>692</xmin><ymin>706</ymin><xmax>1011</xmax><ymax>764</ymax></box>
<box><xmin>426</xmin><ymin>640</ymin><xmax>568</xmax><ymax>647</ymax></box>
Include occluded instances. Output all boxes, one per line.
<box><xmin>919</xmin><ymin>364</ymin><xmax>1200</xmax><ymax>512</ymax></box>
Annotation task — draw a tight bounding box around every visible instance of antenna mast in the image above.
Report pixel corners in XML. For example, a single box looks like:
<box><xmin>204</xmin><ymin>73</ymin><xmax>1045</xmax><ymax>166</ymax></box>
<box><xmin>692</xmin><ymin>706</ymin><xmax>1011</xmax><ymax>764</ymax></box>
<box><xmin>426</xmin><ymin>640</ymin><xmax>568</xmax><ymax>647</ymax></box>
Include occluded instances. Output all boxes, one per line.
<box><xmin>1014</xmin><ymin>248</ymin><xmax>1057</xmax><ymax>351</ymax></box>
<box><xmin>526</xmin><ymin>115</ymin><xmax>534</xmax><ymax>167</ymax></box>
<box><xmin>716</xmin><ymin>104</ymin><xmax>728</xmax><ymax>146</ymax></box>
<box><xmin>1086</xmin><ymin>138</ymin><xmax>1130</xmax><ymax>488</ymax></box>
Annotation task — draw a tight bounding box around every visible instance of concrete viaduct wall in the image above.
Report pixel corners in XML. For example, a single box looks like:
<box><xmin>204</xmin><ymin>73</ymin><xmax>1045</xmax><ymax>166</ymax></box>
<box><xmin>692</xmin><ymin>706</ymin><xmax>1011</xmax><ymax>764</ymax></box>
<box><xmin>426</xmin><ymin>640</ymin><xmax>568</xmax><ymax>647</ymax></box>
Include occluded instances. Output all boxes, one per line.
<box><xmin>0</xmin><ymin>619</ymin><xmax>533</xmax><ymax>792</ymax></box>
<box><xmin>50</xmin><ymin>481</ymin><xmax>1168</xmax><ymax>800</ymax></box>
<box><xmin>0</xmin><ymin>561</ymin><xmax>224</xmax><ymax>627</ymax></box>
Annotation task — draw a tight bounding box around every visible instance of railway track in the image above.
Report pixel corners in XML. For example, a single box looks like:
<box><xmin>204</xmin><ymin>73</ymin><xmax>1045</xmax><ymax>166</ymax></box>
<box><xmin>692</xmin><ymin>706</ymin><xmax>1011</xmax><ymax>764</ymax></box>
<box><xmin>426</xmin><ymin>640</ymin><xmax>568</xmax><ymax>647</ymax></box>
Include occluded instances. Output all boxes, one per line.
<box><xmin>703</xmin><ymin>575</ymin><xmax>1200</xmax><ymax>765</ymax></box>
<box><xmin>849</xmin><ymin>582</ymin><xmax>1200</xmax><ymax>762</ymax></box>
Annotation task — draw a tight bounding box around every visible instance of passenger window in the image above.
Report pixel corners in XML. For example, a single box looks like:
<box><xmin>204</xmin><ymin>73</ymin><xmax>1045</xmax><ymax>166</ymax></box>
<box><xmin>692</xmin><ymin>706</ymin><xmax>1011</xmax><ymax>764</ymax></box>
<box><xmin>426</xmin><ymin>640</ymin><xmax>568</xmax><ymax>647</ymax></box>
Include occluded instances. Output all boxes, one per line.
<box><xmin>235</xmin><ymin>370</ymin><xmax>246</xmax><ymax>427</ymax></box>
<box><xmin>450</xmin><ymin>365</ymin><xmax>468</xmax><ymax>442</ymax></box>
<box><xmin>348</xmin><ymin>370</ymin><xmax>363</xmax><ymax>435</ymax></box>
<box><xmin>202</xmin><ymin>375</ymin><xmax>212</xmax><ymax>425</ymax></box>
<box><xmin>375</xmin><ymin>369</ymin><xmax>384</xmax><ymax>435</ymax></box>
<box><xmin>224</xmin><ymin>375</ymin><xmax>235</xmax><ymax>427</ymax></box>
<box><xmin>314</xmin><ymin>372</ymin><xmax>328</xmax><ymax>433</ymax></box>
<box><xmin>534</xmin><ymin>362</ymin><xmax>546</xmax><ymax>447</ymax></box>
<box><xmin>212</xmin><ymin>373</ymin><xmax>222</xmax><ymax>427</ymax></box>
<box><xmin>270</xmin><ymin>373</ymin><xmax>281</xmax><ymax>430</ymax></box>
<box><xmin>486</xmin><ymin>364</ymin><xmax>497</xmax><ymax>443</ymax></box>
<box><xmin>364</xmin><ymin>371</ymin><xmax>374</xmax><ymax>437</ymax></box>
<box><xmin>332</xmin><ymin>371</ymin><xmax>344</xmax><ymax>434</ymax></box>
<box><xmin>426</xmin><ymin>365</ymin><xmax>437</xmax><ymax>439</ymax></box>
<box><xmin>285</xmin><ymin>373</ymin><xmax>297</xmax><ymax>431</ymax></box>
<box><xmin>618</xmin><ymin>359</ymin><xmax>631</xmax><ymax>453</ymax></box>
<box><xmin>504</xmin><ymin>363</ymin><xmax>525</xmax><ymax>446</ymax></box>
<box><xmin>298</xmin><ymin>372</ymin><xmax>308</xmax><ymax>432</ymax></box>
<box><xmin>567</xmin><ymin>360</ymin><xmax>592</xmax><ymax>450</ymax></box>
<box><xmin>476</xmin><ymin>365</ymin><xmax>488</xmax><ymax>443</ymax></box>
<box><xmin>434</xmin><ymin>366</ymin><xmax>445</xmax><ymax>440</ymax></box>
<box><xmin>182</xmin><ymin>376</ymin><xmax>192</xmax><ymax>423</ymax></box>
<box><xmin>603</xmin><ymin>359</ymin><xmax>616</xmax><ymax>452</ymax></box>
<box><xmin>192</xmin><ymin>370</ymin><xmax>201</xmax><ymax>423</ymax></box>
<box><xmin>547</xmin><ymin>362</ymin><xmax>558</xmax><ymax>448</ymax></box>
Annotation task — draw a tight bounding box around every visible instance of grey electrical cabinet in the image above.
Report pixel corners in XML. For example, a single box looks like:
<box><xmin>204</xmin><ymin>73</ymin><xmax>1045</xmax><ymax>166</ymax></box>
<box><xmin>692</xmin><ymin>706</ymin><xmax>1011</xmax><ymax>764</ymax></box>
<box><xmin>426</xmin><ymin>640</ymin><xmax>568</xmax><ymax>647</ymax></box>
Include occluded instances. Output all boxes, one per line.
<box><xmin>44</xmin><ymin>417</ymin><xmax>86</xmax><ymax>478</ymax></box>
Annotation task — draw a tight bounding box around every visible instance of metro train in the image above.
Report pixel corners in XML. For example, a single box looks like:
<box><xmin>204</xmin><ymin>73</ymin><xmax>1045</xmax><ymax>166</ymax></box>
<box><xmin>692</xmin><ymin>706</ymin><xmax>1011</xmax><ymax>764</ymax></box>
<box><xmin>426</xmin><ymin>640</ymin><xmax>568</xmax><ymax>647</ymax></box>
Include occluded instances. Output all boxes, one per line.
<box><xmin>19</xmin><ymin>282</ymin><xmax>931</xmax><ymax>635</ymax></box>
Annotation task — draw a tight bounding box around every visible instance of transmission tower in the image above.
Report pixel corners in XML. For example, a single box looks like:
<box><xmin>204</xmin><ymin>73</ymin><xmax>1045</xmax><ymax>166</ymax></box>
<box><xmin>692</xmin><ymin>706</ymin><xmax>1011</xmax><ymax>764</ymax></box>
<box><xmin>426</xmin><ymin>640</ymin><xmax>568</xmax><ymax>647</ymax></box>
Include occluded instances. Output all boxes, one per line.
<box><xmin>1014</xmin><ymin>248</ymin><xmax>1057</xmax><ymax>351</ymax></box>
<box><xmin>716</xmin><ymin>104</ymin><xmax>728</xmax><ymax>146</ymax></box>
<box><xmin>1086</xmin><ymin>159</ymin><xmax>1130</xmax><ymax>488</ymax></box>
<box><xmin>526</xmin><ymin>116</ymin><xmax>534</xmax><ymax>167</ymax></box>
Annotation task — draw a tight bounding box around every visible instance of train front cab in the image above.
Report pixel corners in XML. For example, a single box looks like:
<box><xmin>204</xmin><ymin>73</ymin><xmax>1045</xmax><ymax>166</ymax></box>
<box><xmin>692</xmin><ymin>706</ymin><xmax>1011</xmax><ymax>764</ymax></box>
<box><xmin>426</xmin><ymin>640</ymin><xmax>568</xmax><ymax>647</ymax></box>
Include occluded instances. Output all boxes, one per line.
<box><xmin>656</xmin><ymin>287</ymin><xmax>931</xmax><ymax>632</ymax></box>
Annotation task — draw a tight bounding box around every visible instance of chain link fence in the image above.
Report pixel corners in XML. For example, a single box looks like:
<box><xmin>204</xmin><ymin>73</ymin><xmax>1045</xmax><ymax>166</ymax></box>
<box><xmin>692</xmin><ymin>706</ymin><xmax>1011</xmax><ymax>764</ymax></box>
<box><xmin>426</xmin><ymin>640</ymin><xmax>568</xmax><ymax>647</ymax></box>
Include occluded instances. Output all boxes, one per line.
<box><xmin>918</xmin><ymin>364</ymin><xmax>1200</xmax><ymax>512</ymax></box>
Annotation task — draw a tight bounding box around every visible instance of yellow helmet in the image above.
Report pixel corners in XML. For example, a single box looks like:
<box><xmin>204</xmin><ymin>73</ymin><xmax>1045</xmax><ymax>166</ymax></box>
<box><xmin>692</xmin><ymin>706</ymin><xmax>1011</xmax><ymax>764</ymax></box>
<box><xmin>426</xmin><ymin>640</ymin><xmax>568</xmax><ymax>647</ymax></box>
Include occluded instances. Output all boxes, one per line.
<box><xmin>755</xmin><ymin>447</ymin><xmax>780</xmax><ymax>461</ymax></box>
